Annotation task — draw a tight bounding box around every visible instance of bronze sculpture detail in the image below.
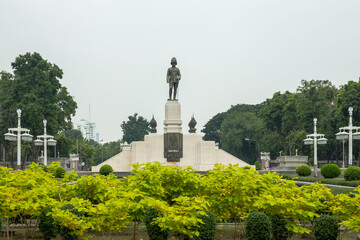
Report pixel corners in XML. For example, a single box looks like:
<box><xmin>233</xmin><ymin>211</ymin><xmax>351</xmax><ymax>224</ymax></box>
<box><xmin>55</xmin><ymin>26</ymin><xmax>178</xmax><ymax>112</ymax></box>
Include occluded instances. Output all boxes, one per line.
<box><xmin>166</xmin><ymin>57</ymin><xmax>181</xmax><ymax>100</ymax></box>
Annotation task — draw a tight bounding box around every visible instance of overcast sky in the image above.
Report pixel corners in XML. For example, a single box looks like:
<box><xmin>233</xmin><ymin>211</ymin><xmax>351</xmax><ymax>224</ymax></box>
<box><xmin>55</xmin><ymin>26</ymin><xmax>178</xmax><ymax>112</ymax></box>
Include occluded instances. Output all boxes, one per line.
<box><xmin>1</xmin><ymin>0</ymin><xmax>359</xmax><ymax>142</ymax></box>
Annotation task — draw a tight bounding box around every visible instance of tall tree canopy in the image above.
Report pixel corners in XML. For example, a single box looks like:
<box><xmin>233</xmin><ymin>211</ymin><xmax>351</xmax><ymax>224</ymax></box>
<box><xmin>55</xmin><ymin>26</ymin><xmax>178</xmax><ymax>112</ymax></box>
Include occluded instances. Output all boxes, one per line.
<box><xmin>0</xmin><ymin>52</ymin><xmax>77</xmax><ymax>136</ymax></box>
<box><xmin>121</xmin><ymin>113</ymin><xmax>150</xmax><ymax>144</ymax></box>
<box><xmin>0</xmin><ymin>52</ymin><xmax>77</xmax><ymax>165</ymax></box>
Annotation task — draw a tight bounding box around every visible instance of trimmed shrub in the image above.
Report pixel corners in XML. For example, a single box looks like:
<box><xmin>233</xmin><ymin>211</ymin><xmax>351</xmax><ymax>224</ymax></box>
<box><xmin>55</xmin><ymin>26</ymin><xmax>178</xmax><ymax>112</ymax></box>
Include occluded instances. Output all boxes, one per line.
<box><xmin>183</xmin><ymin>211</ymin><xmax>217</xmax><ymax>240</ymax></box>
<box><xmin>245</xmin><ymin>211</ymin><xmax>271</xmax><ymax>240</ymax></box>
<box><xmin>58</xmin><ymin>204</ymin><xmax>81</xmax><ymax>240</ymax></box>
<box><xmin>313</xmin><ymin>215</ymin><xmax>338</xmax><ymax>240</ymax></box>
<box><xmin>144</xmin><ymin>207</ymin><xmax>169</xmax><ymax>240</ymax></box>
<box><xmin>99</xmin><ymin>164</ymin><xmax>114</xmax><ymax>176</ymax></box>
<box><xmin>55</xmin><ymin>167</ymin><xmax>66</xmax><ymax>178</ymax></box>
<box><xmin>194</xmin><ymin>211</ymin><xmax>217</xmax><ymax>240</ymax></box>
<box><xmin>320</xmin><ymin>164</ymin><xmax>341</xmax><ymax>179</ymax></box>
<box><xmin>39</xmin><ymin>207</ymin><xmax>58</xmax><ymax>240</ymax></box>
<box><xmin>254</xmin><ymin>161</ymin><xmax>261</xmax><ymax>170</ymax></box>
<box><xmin>344</xmin><ymin>166</ymin><xmax>360</xmax><ymax>181</ymax></box>
<box><xmin>269</xmin><ymin>214</ymin><xmax>291</xmax><ymax>240</ymax></box>
<box><xmin>296</xmin><ymin>165</ymin><xmax>312</xmax><ymax>177</ymax></box>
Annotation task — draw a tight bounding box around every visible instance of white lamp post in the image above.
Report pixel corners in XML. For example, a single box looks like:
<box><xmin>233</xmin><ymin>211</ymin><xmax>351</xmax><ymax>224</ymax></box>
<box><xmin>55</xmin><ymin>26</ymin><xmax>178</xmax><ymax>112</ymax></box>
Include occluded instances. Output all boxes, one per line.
<box><xmin>303</xmin><ymin>118</ymin><xmax>327</xmax><ymax>177</ymax></box>
<box><xmin>34</xmin><ymin>120</ymin><xmax>57</xmax><ymax>166</ymax></box>
<box><xmin>336</xmin><ymin>107</ymin><xmax>360</xmax><ymax>167</ymax></box>
<box><xmin>4</xmin><ymin>109</ymin><xmax>33</xmax><ymax>167</ymax></box>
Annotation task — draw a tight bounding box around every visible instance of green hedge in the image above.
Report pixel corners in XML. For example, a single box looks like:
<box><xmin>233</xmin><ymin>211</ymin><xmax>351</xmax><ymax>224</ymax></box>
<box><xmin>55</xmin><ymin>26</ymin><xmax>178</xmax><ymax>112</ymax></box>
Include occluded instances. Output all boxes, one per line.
<box><xmin>245</xmin><ymin>211</ymin><xmax>271</xmax><ymax>240</ymax></box>
<box><xmin>320</xmin><ymin>164</ymin><xmax>341</xmax><ymax>179</ymax></box>
<box><xmin>344</xmin><ymin>166</ymin><xmax>360</xmax><ymax>181</ymax></box>
<box><xmin>99</xmin><ymin>164</ymin><xmax>114</xmax><ymax>176</ymax></box>
<box><xmin>281</xmin><ymin>175</ymin><xmax>360</xmax><ymax>187</ymax></box>
<box><xmin>269</xmin><ymin>214</ymin><xmax>292</xmax><ymax>240</ymax></box>
<box><xmin>144</xmin><ymin>207</ymin><xmax>169</xmax><ymax>240</ymax></box>
<box><xmin>313</xmin><ymin>215</ymin><xmax>338</xmax><ymax>240</ymax></box>
<box><xmin>296</xmin><ymin>165</ymin><xmax>312</xmax><ymax>177</ymax></box>
<box><xmin>39</xmin><ymin>207</ymin><xmax>58</xmax><ymax>240</ymax></box>
<box><xmin>254</xmin><ymin>161</ymin><xmax>261</xmax><ymax>170</ymax></box>
<box><xmin>55</xmin><ymin>167</ymin><xmax>66</xmax><ymax>178</ymax></box>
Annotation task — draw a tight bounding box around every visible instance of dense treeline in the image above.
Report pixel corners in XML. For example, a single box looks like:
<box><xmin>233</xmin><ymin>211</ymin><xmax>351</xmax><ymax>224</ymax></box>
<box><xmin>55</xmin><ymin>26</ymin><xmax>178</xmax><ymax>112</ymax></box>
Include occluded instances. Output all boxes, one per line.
<box><xmin>202</xmin><ymin>79</ymin><xmax>360</xmax><ymax>164</ymax></box>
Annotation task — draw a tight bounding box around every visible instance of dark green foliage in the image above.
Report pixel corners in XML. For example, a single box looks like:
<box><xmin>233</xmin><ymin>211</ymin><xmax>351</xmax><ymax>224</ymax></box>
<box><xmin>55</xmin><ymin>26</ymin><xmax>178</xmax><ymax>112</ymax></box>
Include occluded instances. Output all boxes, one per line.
<box><xmin>202</xmin><ymin>112</ymin><xmax>227</xmax><ymax>144</ymax></box>
<box><xmin>220</xmin><ymin>106</ymin><xmax>265</xmax><ymax>165</ymax></box>
<box><xmin>243</xmin><ymin>166</ymin><xmax>251</xmax><ymax>170</ymax></box>
<box><xmin>296</xmin><ymin>165</ymin><xmax>312</xmax><ymax>177</ymax></box>
<box><xmin>99</xmin><ymin>164</ymin><xmax>113</xmax><ymax>176</ymax></box>
<box><xmin>245</xmin><ymin>211</ymin><xmax>271</xmax><ymax>240</ymax></box>
<box><xmin>144</xmin><ymin>207</ymin><xmax>169</xmax><ymax>240</ymax></box>
<box><xmin>39</xmin><ymin>207</ymin><xmax>58</xmax><ymax>240</ymax></box>
<box><xmin>254</xmin><ymin>161</ymin><xmax>261</xmax><ymax>170</ymax></box>
<box><xmin>188</xmin><ymin>211</ymin><xmax>217</xmax><ymax>240</ymax></box>
<box><xmin>320</xmin><ymin>164</ymin><xmax>341</xmax><ymax>179</ymax></box>
<box><xmin>42</xmin><ymin>166</ymin><xmax>50</xmax><ymax>173</ymax></box>
<box><xmin>313</xmin><ymin>215</ymin><xmax>338</xmax><ymax>240</ymax></box>
<box><xmin>58</xmin><ymin>204</ymin><xmax>81</xmax><ymax>240</ymax></box>
<box><xmin>269</xmin><ymin>214</ymin><xmax>291</xmax><ymax>240</ymax></box>
<box><xmin>121</xmin><ymin>113</ymin><xmax>150</xmax><ymax>144</ymax></box>
<box><xmin>344</xmin><ymin>166</ymin><xmax>360</xmax><ymax>181</ymax></box>
<box><xmin>55</xmin><ymin>167</ymin><xmax>66</xmax><ymax>178</ymax></box>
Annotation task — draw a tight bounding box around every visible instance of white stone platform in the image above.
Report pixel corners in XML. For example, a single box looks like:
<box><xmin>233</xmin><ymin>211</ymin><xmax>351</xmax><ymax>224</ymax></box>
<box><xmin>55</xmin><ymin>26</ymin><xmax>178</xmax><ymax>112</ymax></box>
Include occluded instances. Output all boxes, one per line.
<box><xmin>91</xmin><ymin>133</ymin><xmax>249</xmax><ymax>172</ymax></box>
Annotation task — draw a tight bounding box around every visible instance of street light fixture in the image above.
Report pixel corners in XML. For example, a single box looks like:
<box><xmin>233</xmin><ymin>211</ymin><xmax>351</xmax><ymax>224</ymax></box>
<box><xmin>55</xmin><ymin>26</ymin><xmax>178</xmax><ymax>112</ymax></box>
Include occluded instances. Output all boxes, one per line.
<box><xmin>335</xmin><ymin>107</ymin><xmax>360</xmax><ymax>166</ymax></box>
<box><xmin>33</xmin><ymin>120</ymin><xmax>57</xmax><ymax>166</ymax></box>
<box><xmin>4</xmin><ymin>109</ymin><xmax>33</xmax><ymax>167</ymax></box>
<box><xmin>303</xmin><ymin>118</ymin><xmax>327</xmax><ymax>177</ymax></box>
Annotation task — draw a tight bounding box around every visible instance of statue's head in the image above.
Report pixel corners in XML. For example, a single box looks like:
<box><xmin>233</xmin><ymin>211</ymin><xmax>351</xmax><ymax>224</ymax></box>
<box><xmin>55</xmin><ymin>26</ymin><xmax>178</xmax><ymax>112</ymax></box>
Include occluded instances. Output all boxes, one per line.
<box><xmin>171</xmin><ymin>57</ymin><xmax>177</xmax><ymax>66</ymax></box>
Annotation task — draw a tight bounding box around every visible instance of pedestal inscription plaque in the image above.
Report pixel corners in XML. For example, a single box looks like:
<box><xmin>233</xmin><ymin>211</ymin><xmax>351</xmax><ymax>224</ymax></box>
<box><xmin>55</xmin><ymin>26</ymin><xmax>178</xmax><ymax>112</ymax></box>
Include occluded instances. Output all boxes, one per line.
<box><xmin>164</xmin><ymin>133</ymin><xmax>183</xmax><ymax>162</ymax></box>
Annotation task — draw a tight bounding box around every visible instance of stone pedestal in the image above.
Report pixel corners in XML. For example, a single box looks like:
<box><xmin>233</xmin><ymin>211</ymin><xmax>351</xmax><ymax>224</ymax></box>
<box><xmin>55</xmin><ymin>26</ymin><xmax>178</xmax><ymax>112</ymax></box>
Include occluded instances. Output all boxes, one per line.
<box><xmin>164</xmin><ymin>100</ymin><xmax>182</xmax><ymax>133</ymax></box>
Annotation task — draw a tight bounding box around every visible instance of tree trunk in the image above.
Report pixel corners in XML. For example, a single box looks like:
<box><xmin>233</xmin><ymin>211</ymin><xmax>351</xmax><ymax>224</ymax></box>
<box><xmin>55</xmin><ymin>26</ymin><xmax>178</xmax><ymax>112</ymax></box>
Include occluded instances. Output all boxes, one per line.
<box><xmin>132</xmin><ymin>221</ymin><xmax>138</xmax><ymax>240</ymax></box>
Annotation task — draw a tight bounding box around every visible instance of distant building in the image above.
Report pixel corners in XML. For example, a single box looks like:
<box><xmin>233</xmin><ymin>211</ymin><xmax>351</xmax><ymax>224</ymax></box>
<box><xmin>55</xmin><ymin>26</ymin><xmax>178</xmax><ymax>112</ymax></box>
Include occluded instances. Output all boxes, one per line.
<box><xmin>77</xmin><ymin>119</ymin><xmax>98</xmax><ymax>142</ymax></box>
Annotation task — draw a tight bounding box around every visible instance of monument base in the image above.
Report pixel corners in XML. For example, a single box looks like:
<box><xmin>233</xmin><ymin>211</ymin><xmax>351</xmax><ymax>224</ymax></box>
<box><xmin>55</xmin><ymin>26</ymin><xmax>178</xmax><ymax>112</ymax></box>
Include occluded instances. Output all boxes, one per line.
<box><xmin>92</xmin><ymin>133</ymin><xmax>250</xmax><ymax>172</ymax></box>
<box><xmin>164</xmin><ymin>100</ymin><xmax>182</xmax><ymax>133</ymax></box>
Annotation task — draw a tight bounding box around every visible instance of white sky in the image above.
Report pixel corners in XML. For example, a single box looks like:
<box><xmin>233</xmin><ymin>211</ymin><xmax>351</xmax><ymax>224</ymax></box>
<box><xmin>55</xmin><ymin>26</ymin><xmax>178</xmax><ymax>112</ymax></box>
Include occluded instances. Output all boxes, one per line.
<box><xmin>1</xmin><ymin>0</ymin><xmax>359</xmax><ymax>141</ymax></box>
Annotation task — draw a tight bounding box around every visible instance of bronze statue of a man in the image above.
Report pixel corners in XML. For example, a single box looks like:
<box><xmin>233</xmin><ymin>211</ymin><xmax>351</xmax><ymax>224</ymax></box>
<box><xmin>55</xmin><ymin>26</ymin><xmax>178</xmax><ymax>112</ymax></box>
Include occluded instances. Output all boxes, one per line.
<box><xmin>166</xmin><ymin>57</ymin><xmax>181</xmax><ymax>100</ymax></box>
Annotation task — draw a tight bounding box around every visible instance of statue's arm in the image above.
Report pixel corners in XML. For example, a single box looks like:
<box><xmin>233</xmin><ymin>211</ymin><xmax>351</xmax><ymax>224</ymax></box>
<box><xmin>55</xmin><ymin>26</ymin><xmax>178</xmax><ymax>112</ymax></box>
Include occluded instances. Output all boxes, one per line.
<box><xmin>166</xmin><ymin>68</ymin><xmax>170</xmax><ymax>83</ymax></box>
<box><xmin>177</xmin><ymin>69</ymin><xmax>181</xmax><ymax>81</ymax></box>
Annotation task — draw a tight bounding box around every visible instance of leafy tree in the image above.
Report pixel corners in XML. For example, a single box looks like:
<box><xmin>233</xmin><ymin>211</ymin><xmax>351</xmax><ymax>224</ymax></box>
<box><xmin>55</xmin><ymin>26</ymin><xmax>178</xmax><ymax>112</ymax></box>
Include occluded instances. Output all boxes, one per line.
<box><xmin>260</xmin><ymin>91</ymin><xmax>293</xmax><ymax>134</ymax></box>
<box><xmin>295</xmin><ymin>80</ymin><xmax>337</xmax><ymax>131</ymax></box>
<box><xmin>201</xmin><ymin>112</ymin><xmax>226</xmax><ymax>144</ymax></box>
<box><xmin>0</xmin><ymin>53</ymin><xmax>77</xmax><ymax>165</ymax></box>
<box><xmin>220</xmin><ymin>111</ymin><xmax>264</xmax><ymax>164</ymax></box>
<box><xmin>121</xmin><ymin>113</ymin><xmax>150</xmax><ymax>144</ymax></box>
<box><xmin>204</xmin><ymin>164</ymin><xmax>268</xmax><ymax>239</ymax></box>
<box><xmin>6</xmin><ymin>52</ymin><xmax>77</xmax><ymax>136</ymax></box>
